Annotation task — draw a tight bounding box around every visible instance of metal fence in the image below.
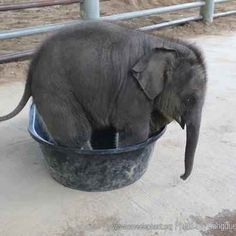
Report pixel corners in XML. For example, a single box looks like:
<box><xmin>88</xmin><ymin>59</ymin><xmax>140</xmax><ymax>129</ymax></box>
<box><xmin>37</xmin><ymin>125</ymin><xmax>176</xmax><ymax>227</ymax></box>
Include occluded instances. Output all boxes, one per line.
<box><xmin>0</xmin><ymin>0</ymin><xmax>236</xmax><ymax>63</ymax></box>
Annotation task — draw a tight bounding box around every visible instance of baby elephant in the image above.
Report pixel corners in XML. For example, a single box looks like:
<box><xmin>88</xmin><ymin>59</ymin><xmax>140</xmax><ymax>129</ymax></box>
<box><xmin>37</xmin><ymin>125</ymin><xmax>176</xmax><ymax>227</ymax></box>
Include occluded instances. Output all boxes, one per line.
<box><xmin>0</xmin><ymin>21</ymin><xmax>207</xmax><ymax>180</ymax></box>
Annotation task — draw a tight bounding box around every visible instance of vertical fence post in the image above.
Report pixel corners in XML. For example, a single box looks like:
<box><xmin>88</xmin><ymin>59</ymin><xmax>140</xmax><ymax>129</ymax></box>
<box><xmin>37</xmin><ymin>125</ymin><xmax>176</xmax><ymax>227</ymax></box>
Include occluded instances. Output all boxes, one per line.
<box><xmin>80</xmin><ymin>0</ymin><xmax>100</xmax><ymax>20</ymax></box>
<box><xmin>200</xmin><ymin>0</ymin><xmax>215</xmax><ymax>23</ymax></box>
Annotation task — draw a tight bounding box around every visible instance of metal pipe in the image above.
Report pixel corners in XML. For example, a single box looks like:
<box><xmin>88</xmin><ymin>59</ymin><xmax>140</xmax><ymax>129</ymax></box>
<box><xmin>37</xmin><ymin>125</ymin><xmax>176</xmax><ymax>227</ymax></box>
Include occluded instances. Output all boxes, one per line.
<box><xmin>200</xmin><ymin>0</ymin><xmax>215</xmax><ymax>22</ymax></box>
<box><xmin>0</xmin><ymin>2</ymin><xmax>205</xmax><ymax>40</ymax></box>
<box><xmin>1</xmin><ymin>8</ymin><xmax>235</xmax><ymax>64</ymax></box>
<box><xmin>0</xmin><ymin>20</ymin><xmax>81</xmax><ymax>40</ymax></box>
<box><xmin>0</xmin><ymin>0</ymin><xmax>81</xmax><ymax>11</ymax></box>
<box><xmin>0</xmin><ymin>0</ymin><xmax>234</xmax><ymax>40</ymax></box>
<box><xmin>0</xmin><ymin>0</ymin><xmax>205</xmax><ymax>40</ymax></box>
<box><xmin>0</xmin><ymin>16</ymin><xmax>203</xmax><ymax>64</ymax></box>
<box><xmin>0</xmin><ymin>0</ymin><xmax>235</xmax><ymax>63</ymax></box>
<box><xmin>215</xmin><ymin>0</ymin><xmax>235</xmax><ymax>3</ymax></box>
<box><xmin>139</xmin><ymin>16</ymin><xmax>203</xmax><ymax>31</ymax></box>
<box><xmin>214</xmin><ymin>10</ymin><xmax>236</xmax><ymax>17</ymax></box>
<box><xmin>102</xmin><ymin>2</ymin><xmax>205</xmax><ymax>21</ymax></box>
<box><xmin>0</xmin><ymin>49</ymin><xmax>34</xmax><ymax>64</ymax></box>
<box><xmin>80</xmin><ymin>0</ymin><xmax>100</xmax><ymax>20</ymax></box>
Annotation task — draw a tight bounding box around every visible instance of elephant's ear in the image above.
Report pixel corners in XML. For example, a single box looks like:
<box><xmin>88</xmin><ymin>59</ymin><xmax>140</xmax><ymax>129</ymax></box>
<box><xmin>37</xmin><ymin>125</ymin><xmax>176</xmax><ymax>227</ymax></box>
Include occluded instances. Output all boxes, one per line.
<box><xmin>132</xmin><ymin>48</ymin><xmax>176</xmax><ymax>100</ymax></box>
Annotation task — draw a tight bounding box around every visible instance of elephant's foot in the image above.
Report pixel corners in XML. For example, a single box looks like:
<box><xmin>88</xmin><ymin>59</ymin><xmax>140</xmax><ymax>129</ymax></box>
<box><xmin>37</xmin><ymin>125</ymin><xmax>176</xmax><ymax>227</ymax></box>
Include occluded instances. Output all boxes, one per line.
<box><xmin>81</xmin><ymin>141</ymin><xmax>93</xmax><ymax>150</ymax></box>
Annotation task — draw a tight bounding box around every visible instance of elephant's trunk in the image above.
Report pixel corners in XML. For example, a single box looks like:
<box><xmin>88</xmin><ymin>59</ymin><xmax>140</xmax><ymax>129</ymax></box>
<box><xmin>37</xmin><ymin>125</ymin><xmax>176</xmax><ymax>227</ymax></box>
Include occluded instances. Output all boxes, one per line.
<box><xmin>181</xmin><ymin>106</ymin><xmax>202</xmax><ymax>180</ymax></box>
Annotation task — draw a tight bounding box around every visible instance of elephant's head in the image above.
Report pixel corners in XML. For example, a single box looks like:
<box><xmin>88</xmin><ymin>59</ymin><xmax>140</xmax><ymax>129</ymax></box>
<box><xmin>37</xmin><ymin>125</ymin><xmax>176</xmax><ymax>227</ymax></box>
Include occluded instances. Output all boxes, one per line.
<box><xmin>132</xmin><ymin>45</ymin><xmax>207</xmax><ymax>180</ymax></box>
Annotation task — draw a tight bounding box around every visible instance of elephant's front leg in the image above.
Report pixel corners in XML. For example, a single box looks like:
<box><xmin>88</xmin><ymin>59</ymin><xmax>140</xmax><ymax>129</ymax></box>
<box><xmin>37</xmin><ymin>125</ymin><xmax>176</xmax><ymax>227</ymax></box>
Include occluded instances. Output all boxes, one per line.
<box><xmin>118</xmin><ymin>122</ymin><xmax>150</xmax><ymax>147</ymax></box>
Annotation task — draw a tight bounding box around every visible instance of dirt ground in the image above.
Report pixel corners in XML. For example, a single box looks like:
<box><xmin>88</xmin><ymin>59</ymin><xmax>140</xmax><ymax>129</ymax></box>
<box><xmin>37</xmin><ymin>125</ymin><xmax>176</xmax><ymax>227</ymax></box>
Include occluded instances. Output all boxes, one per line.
<box><xmin>0</xmin><ymin>0</ymin><xmax>236</xmax><ymax>84</ymax></box>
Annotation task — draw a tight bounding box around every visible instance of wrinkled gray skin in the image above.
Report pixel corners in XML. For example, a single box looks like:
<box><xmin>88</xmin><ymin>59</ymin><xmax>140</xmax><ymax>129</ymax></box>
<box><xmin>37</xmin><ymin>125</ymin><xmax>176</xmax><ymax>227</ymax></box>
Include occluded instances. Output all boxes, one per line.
<box><xmin>0</xmin><ymin>22</ymin><xmax>207</xmax><ymax>180</ymax></box>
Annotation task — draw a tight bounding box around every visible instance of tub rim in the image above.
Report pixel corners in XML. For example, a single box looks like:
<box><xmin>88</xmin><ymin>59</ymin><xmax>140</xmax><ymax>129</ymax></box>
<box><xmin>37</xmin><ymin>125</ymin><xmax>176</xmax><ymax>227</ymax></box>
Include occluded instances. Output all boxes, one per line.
<box><xmin>28</xmin><ymin>104</ymin><xmax>166</xmax><ymax>155</ymax></box>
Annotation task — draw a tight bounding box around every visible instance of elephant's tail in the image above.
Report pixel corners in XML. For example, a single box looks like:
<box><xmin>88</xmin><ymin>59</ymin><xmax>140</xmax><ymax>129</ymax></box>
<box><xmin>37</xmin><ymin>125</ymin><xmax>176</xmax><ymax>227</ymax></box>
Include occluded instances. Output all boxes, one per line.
<box><xmin>0</xmin><ymin>77</ymin><xmax>31</xmax><ymax>121</ymax></box>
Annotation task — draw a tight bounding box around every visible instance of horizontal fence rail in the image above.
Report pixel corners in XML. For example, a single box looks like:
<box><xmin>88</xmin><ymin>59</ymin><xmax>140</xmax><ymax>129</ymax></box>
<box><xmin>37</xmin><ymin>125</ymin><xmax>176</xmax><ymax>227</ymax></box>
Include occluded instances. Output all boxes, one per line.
<box><xmin>0</xmin><ymin>0</ymin><xmax>82</xmax><ymax>11</ymax></box>
<box><xmin>102</xmin><ymin>2</ymin><xmax>205</xmax><ymax>21</ymax></box>
<box><xmin>0</xmin><ymin>1</ymin><xmax>206</xmax><ymax>40</ymax></box>
<box><xmin>139</xmin><ymin>16</ymin><xmax>203</xmax><ymax>31</ymax></box>
<box><xmin>215</xmin><ymin>0</ymin><xmax>234</xmax><ymax>3</ymax></box>
<box><xmin>0</xmin><ymin>0</ymin><xmax>236</xmax><ymax>64</ymax></box>
<box><xmin>0</xmin><ymin>49</ymin><xmax>34</xmax><ymax>64</ymax></box>
<box><xmin>214</xmin><ymin>9</ymin><xmax>236</xmax><ymax>16</ymax></box>
<box><xmin>0</xmin><ymin>21</ymin><xmax>81</xmax><ymax>40</ymax></box>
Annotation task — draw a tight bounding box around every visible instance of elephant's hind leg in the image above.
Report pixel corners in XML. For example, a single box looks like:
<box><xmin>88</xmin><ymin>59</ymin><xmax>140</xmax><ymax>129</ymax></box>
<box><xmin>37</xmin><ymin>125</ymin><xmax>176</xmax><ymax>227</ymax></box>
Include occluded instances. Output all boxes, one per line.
<box><xmin>36</xmin><ymin>96</ymin><xmax>92</xmax><ymax>149</ymax></box>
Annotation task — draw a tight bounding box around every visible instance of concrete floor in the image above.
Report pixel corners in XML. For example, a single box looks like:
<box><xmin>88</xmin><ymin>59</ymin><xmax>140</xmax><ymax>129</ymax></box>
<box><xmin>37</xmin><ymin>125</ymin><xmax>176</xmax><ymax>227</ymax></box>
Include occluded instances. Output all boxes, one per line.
<box><xmin>0</xmin><ymin>34</ymin><xmax>236</xmax><ymax>236</ymax></box>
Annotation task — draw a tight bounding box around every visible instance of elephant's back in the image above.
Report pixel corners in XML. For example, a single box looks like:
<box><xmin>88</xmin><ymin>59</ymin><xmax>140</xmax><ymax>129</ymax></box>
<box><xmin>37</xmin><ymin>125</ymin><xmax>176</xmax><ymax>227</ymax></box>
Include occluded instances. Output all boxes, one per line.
<box><xmin>29</xmin><ymin>22</ymin><xmax>151</xmax><ymax>127</ymax></box>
